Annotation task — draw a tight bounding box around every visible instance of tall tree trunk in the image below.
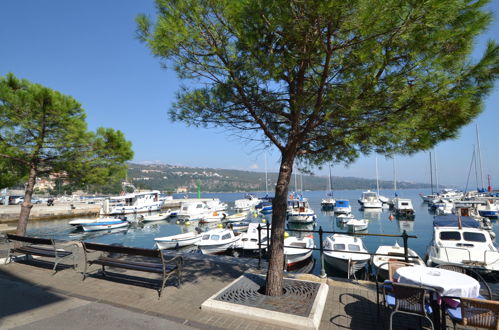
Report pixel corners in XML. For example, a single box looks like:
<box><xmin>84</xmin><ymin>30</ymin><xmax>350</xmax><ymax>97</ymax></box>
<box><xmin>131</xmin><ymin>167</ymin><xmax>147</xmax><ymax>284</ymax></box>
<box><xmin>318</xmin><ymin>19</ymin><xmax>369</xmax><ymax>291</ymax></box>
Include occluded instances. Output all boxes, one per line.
<box><xmin>16</xmin><ymin>165</ymin><xmax>36</xmax><ymax>236</ymax></box>
<box><xmin>265</xmin><ymin>149</ymin><xmax>295</xmax><ymax>296</ymax></box>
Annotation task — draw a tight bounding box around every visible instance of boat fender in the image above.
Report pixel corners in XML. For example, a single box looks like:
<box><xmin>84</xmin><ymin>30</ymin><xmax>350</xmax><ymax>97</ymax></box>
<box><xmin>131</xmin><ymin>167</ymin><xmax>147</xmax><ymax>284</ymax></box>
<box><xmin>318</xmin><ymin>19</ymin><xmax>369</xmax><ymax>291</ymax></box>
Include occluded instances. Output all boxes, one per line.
<box><xmin>185</xmin><ymin>221</ymin><xmax>190</xmax><ymax>226</ymax></box>
<box><xmin>389</xmin><ymin>214</ymin><xmax>394</xmax><ymax>221</ymax></box>
<box><xmin>217</xmin><ymin>223</ymin><xmax>223</xmax><ymax>228</ymax></box>
<box><xmin>284</xmin><ymin>232</ymin><xmax>289</xmax><ymax>238</ymax></box>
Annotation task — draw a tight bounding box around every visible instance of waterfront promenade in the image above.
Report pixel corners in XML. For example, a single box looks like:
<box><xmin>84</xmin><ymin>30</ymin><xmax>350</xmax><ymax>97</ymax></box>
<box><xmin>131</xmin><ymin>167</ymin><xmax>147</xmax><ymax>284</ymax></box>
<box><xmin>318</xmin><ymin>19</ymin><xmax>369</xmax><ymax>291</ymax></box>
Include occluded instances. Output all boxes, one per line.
<box><xmin>0</xmin><ymin>249</ymin><xmax>391</xmax><ymax>330</ymax></box>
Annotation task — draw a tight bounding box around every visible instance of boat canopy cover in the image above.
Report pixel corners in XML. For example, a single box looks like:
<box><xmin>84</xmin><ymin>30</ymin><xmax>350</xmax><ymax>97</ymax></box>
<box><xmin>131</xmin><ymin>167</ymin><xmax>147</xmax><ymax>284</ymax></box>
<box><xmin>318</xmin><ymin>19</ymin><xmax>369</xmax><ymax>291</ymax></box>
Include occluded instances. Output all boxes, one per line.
<box><xmin>336</xmin><ymin>200</ymin><xmax>350</xmax><ymax>207</ymax></box>
<box><xmin>433</xmin><ymin>215</ymin><xmax>480</xmax><ymax>228</ymax></box>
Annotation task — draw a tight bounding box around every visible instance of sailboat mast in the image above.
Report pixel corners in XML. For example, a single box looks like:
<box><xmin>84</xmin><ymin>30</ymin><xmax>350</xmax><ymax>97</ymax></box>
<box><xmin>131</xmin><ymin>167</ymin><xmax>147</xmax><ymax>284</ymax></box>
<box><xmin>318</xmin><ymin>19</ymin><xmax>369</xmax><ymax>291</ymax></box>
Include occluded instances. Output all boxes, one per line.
<box><xmin>429</xmin><ymin>152</ymin><xmax>434</xmax><ymax>195</ymax></box>
<box><xmin>393</xmin><ymin>158</ymin><xmax>397</xmax><ymax>194</ymax></box>
<box><xmin>474</xmin><ymin>145</ymin><xmax>480</xmax><ymax>190</ymax></box>
<box><xmin>434</xmin><ymin>151</ymin><xmax>439</xmax><ymax>192</ymax></box>
<box><xmin>476</xmin><ymin>124</ymin><xmax>485</xmax><ymax>190</ymax></box>
<box><xmin>329</xmin><ymin>164</ymin><xmax>333</xmax><ymax>197</ymax></box>
<box><xmin>264</xmin><ymin>152</ymin><xmax>269</xmax><ymax>195</ymax></box>
<box><xmin>375</xmin><ymin>157</ymin><xmax>380</xmax><ymax>195</ymax></box>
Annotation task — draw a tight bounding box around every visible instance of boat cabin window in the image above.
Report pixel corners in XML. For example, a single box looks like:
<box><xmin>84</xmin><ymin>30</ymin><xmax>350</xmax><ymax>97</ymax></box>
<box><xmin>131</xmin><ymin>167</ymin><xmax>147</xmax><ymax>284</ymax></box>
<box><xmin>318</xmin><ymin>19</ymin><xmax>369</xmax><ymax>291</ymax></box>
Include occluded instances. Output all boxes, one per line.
<box><xmin>440</xmin><ymin>231</ymin><xmax>461</xmax><ymax>241</ymax></box>
<box><xmin>222</xmin><ymin>233</ymin><xmax>231</xmax><ymax>240</ymax></box>
<box><xmin>333</xmin><ymin>244</ymin><xmax>346</xmax><ymax>251</ymax></box>
<box><xmin>196</xmin><ymin>204</ymin><xmax>203</xmax><ymax>208</ymax></box>
<box><xmin>348</xmin><ymin>244</ymin><xmax>361</xmax><ymax>252</ymax></box>
<box><xmin>463</xmin><ymin>232</ymin><xmax>486</xmax><ymax>242</ymax></box>
<box><xmin>210</xmin><ymin>235</ymin><xmax>220</xmax><ymax>241</ymax></box>
<box><xmin>202</xmin><ymin>234</ymin><xmax>210</xmax><ymax>240</ymax></box>
<box><xmin>401</xmin><ymin>202</ymin><xmax>409</xmax><ymax>206</ymax></box>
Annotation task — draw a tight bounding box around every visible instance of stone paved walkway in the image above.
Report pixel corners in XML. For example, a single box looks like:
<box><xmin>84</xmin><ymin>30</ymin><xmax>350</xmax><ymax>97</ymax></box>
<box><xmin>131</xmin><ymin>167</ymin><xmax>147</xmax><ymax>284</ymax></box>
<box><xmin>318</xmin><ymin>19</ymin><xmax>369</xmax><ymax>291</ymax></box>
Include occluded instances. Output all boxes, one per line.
<box><xmin>0</xmin><ymin>249</ymin><xmax>477</xmax><ymax>329</ymax></box>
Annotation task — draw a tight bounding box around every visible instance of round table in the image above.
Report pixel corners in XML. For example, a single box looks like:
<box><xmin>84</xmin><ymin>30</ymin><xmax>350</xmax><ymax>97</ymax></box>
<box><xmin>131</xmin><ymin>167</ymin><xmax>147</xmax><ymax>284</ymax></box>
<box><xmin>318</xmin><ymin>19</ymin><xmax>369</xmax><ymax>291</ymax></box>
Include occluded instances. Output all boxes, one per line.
<box><xmin>394</xmin><ymin>266</ymin><xmax>480</xmax><ymax>298</ymax></box>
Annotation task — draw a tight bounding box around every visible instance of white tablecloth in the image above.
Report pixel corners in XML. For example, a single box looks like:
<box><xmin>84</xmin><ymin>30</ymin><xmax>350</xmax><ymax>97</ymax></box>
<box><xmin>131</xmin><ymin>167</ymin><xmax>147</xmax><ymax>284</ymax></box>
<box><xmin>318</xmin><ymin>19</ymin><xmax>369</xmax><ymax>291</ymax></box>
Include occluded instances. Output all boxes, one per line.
<box><xmin>394</xmin><ymin>266</ymin><xmax>480</xmax><ymax>298</ymax></box>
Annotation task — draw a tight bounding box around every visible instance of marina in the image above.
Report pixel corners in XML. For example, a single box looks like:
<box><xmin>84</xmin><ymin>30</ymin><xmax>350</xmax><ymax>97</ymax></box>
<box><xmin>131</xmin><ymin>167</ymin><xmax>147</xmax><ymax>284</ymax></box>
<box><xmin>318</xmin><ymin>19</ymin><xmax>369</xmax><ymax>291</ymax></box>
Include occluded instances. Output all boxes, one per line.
<box><xmin>13</xmin><ymin>189</ymin><xmax>497</xmax><ymax>283</ymax></box>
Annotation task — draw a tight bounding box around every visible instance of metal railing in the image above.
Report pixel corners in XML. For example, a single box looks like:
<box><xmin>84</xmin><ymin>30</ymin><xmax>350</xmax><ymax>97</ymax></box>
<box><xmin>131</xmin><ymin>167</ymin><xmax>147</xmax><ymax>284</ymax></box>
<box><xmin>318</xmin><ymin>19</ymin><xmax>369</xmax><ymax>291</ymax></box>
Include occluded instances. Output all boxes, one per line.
<box><xmin>256</xmin><ymin>223</ymin><xmax>418</xmax><ymax>277</ymax></box>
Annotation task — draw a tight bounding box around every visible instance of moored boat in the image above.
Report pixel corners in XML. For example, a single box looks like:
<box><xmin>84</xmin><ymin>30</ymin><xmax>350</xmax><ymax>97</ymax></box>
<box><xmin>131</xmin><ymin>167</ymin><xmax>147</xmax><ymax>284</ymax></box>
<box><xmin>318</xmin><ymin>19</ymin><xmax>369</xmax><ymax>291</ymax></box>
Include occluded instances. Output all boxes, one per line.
<box><xmin>346</xmin><ymin>218</ymin><xmax>369</xmax><ymax>232</ymax></box>
<box><xmin>140</xmin><ymin>209</ymin><xmax>172</xmax><ymax>222</ymax></box>
<box><xmin>196</xmin><ymin>228</ymin><xmax>240</xmax><ymax>254</ymax></box>
<box><xmin>283</xmin><ymin>235</ymin><xmax>314</xmax><ymax>267</ymax></box>
<box><xmin>334</xmin><ymin>199</ymin><xmax>352</xmax><ymax>214</ymax></box>
<box><xmin>69</xmin><ymin>217</ymin><xmax>124</xmax><ymax>229</ymax></box>
<box><xmin>372</xmin><ymin>242</ymin><xmax>426</xmax><ymax>279</ymax></box>
<box><xmin>81</xmin><ymin>219</ymin><xmax>129</xmax><ymax>232</ymax></box>
<box><xmin>323</xmin><ymin>234</ymin><xmax>370</xmax><ymax>276</ymax></box>
<box><xmin>154</xmin><ymin>231</ymin><xmax>202</xmax><ymax>249</ymax></box>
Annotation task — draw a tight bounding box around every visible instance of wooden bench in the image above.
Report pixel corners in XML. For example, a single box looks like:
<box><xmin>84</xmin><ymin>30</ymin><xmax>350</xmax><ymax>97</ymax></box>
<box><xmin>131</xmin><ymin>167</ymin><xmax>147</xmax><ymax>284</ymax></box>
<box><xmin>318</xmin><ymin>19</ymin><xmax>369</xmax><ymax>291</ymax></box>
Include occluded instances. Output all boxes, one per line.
<box><xmin>5</xmin><ymin>234</ymin><xmax>78</xmax><ymax>273</ymax></box>
<box><xmin>82</xmin><ymin>242</ymin><xmax>182</xmax><ymax>298</ymax></box>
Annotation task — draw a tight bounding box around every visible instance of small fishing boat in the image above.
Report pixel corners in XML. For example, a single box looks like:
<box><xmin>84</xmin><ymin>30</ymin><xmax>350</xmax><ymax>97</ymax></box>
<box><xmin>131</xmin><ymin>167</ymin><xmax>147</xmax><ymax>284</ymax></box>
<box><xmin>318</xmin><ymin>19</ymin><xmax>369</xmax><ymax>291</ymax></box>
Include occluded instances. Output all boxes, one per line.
<box><xmin>154</xmin><ymin>231</ymin><xmax>202</xmax><ymax>249</ymax></box>
<box><xmin>140</xmin><ymin>209</ymin><xmax>172</xmax><ymax>222</ymax></box>
<box><xmin>392</xmin><ymin>197</ymin><xmax>415</xmax><ymax>219</ymax></box>
<box><xmin>199</xmin><ymin>211</ymin><xmax>226</xmax><ymax>223</ymax></box>
<box><xmin>284</xmin><ymin>235</ymin><xmax>314</xmax><ymax>267</ymax></box>
<box><xmin>336</xmin><ymin>213</ymin><xmax>354</xmax><ymax>223</ymax></box>
<box><xmin>69</xmin><ymin>217</ymin><xmax>124</xmax><ymax>229</ymax></box>
<box><xmin>372</xmin><ymin>242</ymin><xmax>425</xmax><ymax>279</ymax></box>
<box><xmin>229</xmin><ymin>221</ymin><xmax>251</xmax><ymax>232</ymax></box>
<box><xmin>223</xmin><ymin>212</ymin><xmax>248</xmax><ymax>223</ymax></box>
<box><xmin>197</xmin><ymin>228</ymin><xmax>240</xmax><ymax>254</ymax></box>
<box><xmin>234</xmin><ymin>222</ymin><xmax>269</xmax><ymax>251</ymax></box>
<box><xmin>346</xmin><ymin>218</ymin><xmax>369</xmax><ymax>232</ymax></box>
<box><xmin>81</xmin><ymin>219</ymin><xmax>129</xmax><ymax>232</ymax></box>
<box><xmin>323</xmin><ymin>234</ymin><xmax>370</xmax><ymax>276</ymax></box>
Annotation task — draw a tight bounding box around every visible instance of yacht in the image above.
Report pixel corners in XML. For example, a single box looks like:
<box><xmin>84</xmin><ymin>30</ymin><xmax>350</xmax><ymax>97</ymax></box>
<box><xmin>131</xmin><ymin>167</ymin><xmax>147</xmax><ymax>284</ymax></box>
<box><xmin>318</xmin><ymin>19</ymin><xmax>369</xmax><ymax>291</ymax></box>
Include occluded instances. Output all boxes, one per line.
<box><xmin>358</xmin><ymin>190</ymin><xmax>382</xmax><ymax>209</ymax></box>
<box><xmin>323</xmin><ymin>234</ymin><xmax>370</xmax><ymax>277</ymax></box>
<box><xmin>392</xmin><ymin>197</ymin><xmax>415</xmax><ymax>219</ymax></box>
<box><xmin>103</xmin><ymin>190</ymin><xmax>163</xmax><ymax>215</ymax></box>
<box><xmin>334</xmin><ymin>199</ymin><xmax>352</xmax><ymax>214</ymax></box>
<box><xmin>287</xmin><ymin>199</ymin><xmax>317</xmax><ymax>223</ymax></box>
<box><xmin>426</xmin><ymin>215</ymin><xmax>499</xmax><ymax>276</ymax></box>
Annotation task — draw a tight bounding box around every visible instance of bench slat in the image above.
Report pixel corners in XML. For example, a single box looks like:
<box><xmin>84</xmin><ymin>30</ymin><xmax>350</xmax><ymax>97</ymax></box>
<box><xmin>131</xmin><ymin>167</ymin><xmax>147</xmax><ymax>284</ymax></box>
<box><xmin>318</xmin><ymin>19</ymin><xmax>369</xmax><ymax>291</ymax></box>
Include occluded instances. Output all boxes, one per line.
<box><xmin>7</xmin><ymin>234</ymin><xmax>52</xmax><ymax>245</ymax></box>
<box><xmin>90</xmin><ymin>258</ymin><xmax>177</xmax><ymax>274</ymax></box>
<box><xmin>83</xmin><ymin>242</ymin><xmax>160</xmax><ymax>258</ymax></box>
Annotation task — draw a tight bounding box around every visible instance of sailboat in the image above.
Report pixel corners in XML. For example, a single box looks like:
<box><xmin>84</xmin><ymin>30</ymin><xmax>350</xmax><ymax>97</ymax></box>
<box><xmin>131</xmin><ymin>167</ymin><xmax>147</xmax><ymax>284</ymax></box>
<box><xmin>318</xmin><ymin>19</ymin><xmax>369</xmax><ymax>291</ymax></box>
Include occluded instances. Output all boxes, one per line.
<box><xmin>376</xmin><ymin>157</ymin><xmax>389</xmax><ymax>206</ymax></box>
<box><xmin>321</xmin><ymin>164</ymin><xmax>335</xmax><ymax>210</ymax></box>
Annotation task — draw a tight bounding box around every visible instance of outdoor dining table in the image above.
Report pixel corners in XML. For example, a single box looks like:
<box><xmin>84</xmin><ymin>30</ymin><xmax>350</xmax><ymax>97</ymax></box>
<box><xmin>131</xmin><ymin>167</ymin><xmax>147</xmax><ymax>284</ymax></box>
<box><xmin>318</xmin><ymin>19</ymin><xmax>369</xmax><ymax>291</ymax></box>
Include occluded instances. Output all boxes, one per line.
<box><xmin>393</xmin><ymin>265</ymin><xmax>481</xmax><ymax>329</ymax></box>
<box><xmin>393</xmin><ymin>265</ymin><xmax>480</xmax><ymax>298</ymax></box>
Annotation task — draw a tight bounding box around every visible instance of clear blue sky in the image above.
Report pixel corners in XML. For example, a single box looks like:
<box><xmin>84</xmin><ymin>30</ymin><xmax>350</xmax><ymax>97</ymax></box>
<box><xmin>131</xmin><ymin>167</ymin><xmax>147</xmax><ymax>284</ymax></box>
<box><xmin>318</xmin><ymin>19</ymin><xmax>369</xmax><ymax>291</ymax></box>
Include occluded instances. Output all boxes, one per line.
<box><xmin>1</xmin><ymin>1</ymin><xmax>498</xmax><ymax>188</ymax></box>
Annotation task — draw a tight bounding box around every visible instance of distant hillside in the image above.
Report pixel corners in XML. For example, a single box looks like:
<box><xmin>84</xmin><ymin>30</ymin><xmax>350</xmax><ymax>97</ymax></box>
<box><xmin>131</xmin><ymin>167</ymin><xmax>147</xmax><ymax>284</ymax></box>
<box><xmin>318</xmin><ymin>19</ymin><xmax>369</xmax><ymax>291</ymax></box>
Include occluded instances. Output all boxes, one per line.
<box><xmin>127</xmin><ymin>163</ymin><xmax>429</xmax><ymax>193</ymax></box>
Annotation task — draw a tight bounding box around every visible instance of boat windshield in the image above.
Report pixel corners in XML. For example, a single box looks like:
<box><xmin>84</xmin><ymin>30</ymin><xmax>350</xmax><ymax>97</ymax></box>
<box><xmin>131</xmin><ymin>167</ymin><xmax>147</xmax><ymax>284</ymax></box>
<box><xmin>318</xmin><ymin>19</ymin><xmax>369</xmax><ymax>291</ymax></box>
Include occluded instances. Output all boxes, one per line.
<box><xmin>348</xmin><ymin>244</ymin><xmax>361</xmax><ymax>252</ymax></box>
<box><xmin>440</xmin><ymin>231</ymin><xmax>461</xmax><ymax>241</ymax></box>
<box><xmin>334</xmin><ymin>244</ymin><xmax>346</xmax><ymax>251</ymax></box>
<box><xmin>222</xmin><ymin>233</ymin><xmax>231</xmax><ymax>240</ymax></box>
<box><xmin>463</xmin><ymin>232</ymin><xmax>486</xmax><ymax>242</ymax></box>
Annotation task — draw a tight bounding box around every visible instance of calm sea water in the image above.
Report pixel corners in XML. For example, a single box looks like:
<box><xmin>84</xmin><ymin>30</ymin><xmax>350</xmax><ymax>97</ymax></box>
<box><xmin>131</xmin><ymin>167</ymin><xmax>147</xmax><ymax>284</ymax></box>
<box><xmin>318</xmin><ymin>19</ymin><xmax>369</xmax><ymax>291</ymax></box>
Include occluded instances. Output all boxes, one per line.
<box><xmin>25</xmin><ymin>188</ymin><xmax>499</xmax><ymax>282</ymax></box>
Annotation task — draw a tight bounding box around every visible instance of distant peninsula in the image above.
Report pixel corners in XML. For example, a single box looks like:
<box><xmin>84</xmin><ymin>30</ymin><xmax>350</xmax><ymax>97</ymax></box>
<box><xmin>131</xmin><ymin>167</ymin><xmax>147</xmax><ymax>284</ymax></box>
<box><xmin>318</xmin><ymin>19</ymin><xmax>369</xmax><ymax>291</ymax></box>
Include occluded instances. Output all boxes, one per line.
<box><xmin>128</xmin><ymin>163</ymin><xmax>430</xmax><ymax>193</ymax></box>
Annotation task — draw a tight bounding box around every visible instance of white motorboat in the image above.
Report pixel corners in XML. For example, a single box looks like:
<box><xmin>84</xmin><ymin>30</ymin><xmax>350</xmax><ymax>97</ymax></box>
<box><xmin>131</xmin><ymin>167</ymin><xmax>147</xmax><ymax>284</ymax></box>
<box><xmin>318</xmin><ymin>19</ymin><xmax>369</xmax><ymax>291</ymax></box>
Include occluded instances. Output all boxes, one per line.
<box><xmin>197</xmin><ymin>228</ymin><xmax>240</xmax><ymax>254</ymax></box>
<box><xmin>426</xmin><ymin>215</ymin><xmax>499</xmax><ymax>275</ymax></box>
<box><xmin>346</xmin><ymin>218</ymin><xmax>369</xmax><ymax>232</ymax></box>
<box><xmin>358</xmin><ymin>190</ymin><xmax>382</xmax><ymax>209</ymax></box>
<box><xmin>234</xmin><ymin>223</ymin><xmax>269</xmax><ymax>251</ymax></box>
<box><xmin>392</xmin><ymin>197</ymin><xmax>415</xmax><ymax>219</ymax></box>
<box><xmin>204</xmin><ymin>198</ymin><xmax>228</xmax><ymax>212</ymax></box>
<box><xmin>177</xmin><ymin>201</ymin><xmax>211</xmax><ymax>221</ymax></box>
<box><xmin>200</xmin><ymin>211</ymin><xmax>227</xmax><ymax>223</ymax></box>
<box><xmin>69</xmin><ymin>217</ymin><xmax>124</xmax><ymax>229</ymax></box>
<box><xmin>154</xmin><ymin>231</ymin><xmax>202</xmax><ymax>249</ymax></box>
<box><xmin>334</xmin><ymin>199</ymin><xmax>352</xmax><ymax>214</ymax></box>
<box><xmin>103</xmin><ymin>190</ymin><xmax>163</xmax><ymax>215</ymax></box>
<box><xmin>140</xmin><ymin>210</ymin><xmax>172</xmax><ymax>222</ymax></box>
<box><xmin>284</xmin><ymin>235</ymin><xmax>314</xmax><ymax>267</ymax></box>
<box><xmin>223</xmin><ymin>212</ymin><xmax>248</xmax><ymax>223</ymax></box>
<box><xmin>81</xmin><ymin>219</ymin><xmax>129</xmax><ymax>232</ymax></box>
<box><xmin>336</xmin><ymin>213</ymin><xmax>354</xmax><ymax>223</ymax></box>
<box><xmin>323</xmin><ymin>234</ymin><xmax>370</xmax><ymax>276</ymax></box>
<box><xmin>234</xmin><ymin>195</ymin><xmax>261</xmax><ymax>212</ymax></box>
<box><xmin>477</xmin><ymin>199</ymin><xmax>499</xmax><ymax>218</ymax></box>
<box><xmin>372</xmin><ymin>242</ymin><xmax>426</xmax><ymax>279</ymax></box>
<box><xmin>287</xmin><ymin>200</ymin><xmax>316</xmax><ymax>223</ymax></box>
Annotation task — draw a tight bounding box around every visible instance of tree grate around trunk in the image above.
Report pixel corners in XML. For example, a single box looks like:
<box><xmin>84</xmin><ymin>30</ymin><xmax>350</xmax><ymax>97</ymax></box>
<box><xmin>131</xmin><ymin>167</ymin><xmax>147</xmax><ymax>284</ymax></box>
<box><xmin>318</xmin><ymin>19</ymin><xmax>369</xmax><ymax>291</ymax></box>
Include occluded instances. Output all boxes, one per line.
<box><xmin>214</xmin><ymin>273</ymin><xmax>320</xmax><ymax>317</ymax></box>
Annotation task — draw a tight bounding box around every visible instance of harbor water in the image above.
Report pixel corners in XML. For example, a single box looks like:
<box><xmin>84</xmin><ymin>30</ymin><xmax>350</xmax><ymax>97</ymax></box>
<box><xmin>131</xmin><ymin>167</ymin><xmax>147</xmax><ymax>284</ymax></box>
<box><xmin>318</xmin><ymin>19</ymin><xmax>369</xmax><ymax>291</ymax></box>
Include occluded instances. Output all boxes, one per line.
<box><xmin>24</xmin><ymin>188</ymin><xmax>499</xmax><ymax>284</ymax></box>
